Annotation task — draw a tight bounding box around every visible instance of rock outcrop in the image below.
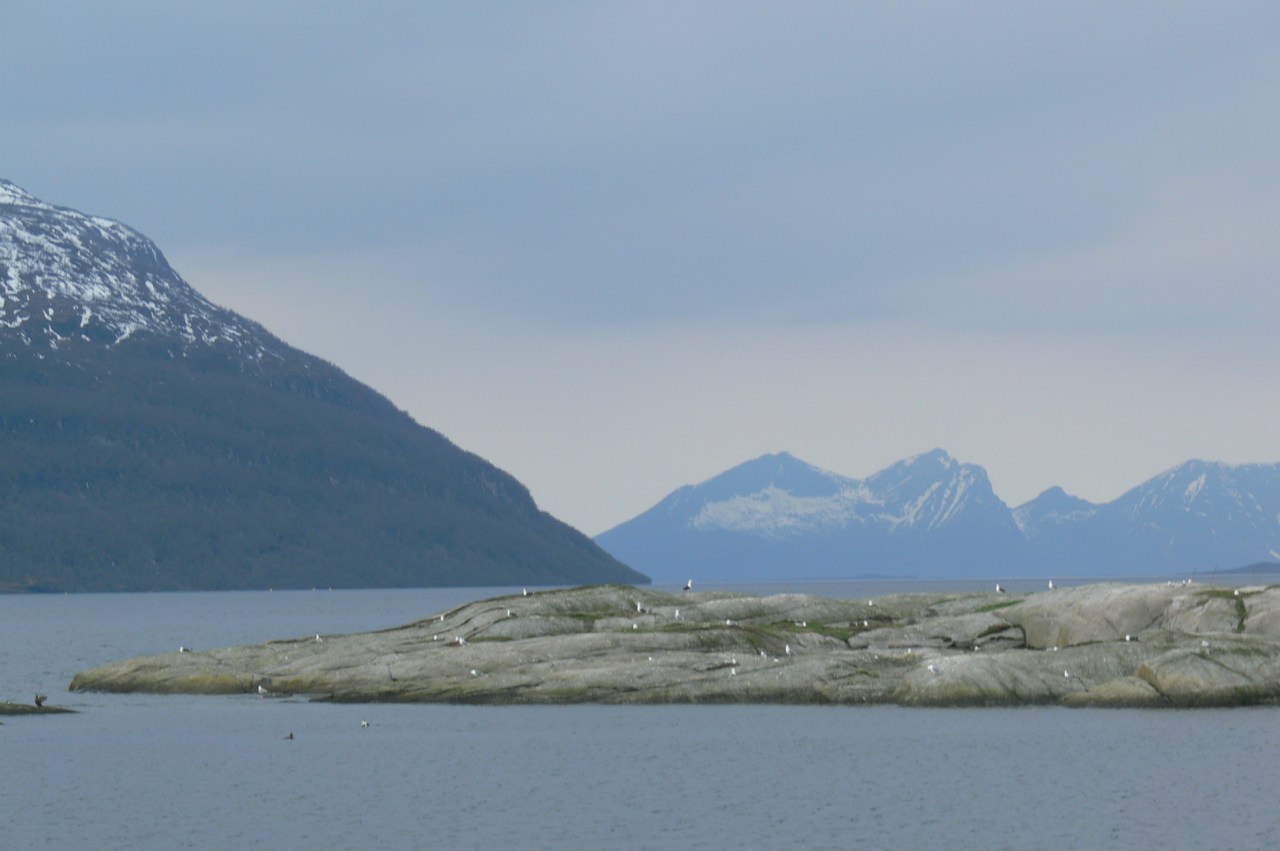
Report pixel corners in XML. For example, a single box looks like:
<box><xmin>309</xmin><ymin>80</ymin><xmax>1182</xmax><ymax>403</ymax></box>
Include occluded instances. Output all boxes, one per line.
<box><xmin>69</xmin><ymin>582</ymin><xmax>1280</xmax><ymax>708</ymax></box>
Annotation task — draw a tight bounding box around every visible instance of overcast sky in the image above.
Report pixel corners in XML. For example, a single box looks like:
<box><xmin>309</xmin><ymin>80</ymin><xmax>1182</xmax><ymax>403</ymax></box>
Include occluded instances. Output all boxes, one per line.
<box><xmin>5</xmin><ymin>3</ymin><xmax>1278</xmax><ymax>535</ymax></box>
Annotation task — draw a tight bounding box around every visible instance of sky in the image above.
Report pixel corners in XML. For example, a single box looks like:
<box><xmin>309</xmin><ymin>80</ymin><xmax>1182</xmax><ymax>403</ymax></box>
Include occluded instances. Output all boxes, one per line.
<box><xmin>4</xmin><ymin>2</ymin><xmax>1278</xmax><ymax>535</ymax></box>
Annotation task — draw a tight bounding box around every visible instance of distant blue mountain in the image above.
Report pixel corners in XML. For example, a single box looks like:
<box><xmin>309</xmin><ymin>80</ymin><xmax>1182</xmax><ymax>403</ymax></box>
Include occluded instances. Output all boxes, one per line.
<box><xmin>596</xmin><ymin>450</ymin><xmax>1280</xmax><ymax>583</ymax></box>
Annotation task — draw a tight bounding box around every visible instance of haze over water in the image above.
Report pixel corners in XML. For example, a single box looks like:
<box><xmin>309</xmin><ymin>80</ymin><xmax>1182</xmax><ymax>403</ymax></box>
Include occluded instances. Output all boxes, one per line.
<box><xmin>5</xmin><ymin>583</ymin><xmax>1279</xmax><ymax>849</ymax></box>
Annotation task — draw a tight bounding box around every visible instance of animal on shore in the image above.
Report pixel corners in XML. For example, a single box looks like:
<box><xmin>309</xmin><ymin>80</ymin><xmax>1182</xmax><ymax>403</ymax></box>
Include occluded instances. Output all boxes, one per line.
<box><xmin>995</xmin><ymin>584</ymin><xmax>1006</xmax><ymax>594</ymax></box>
<box><xmin>683</xmin><ymin>580</ymin><xmax>693</xmax><ymax>591</ymax></box>
<box><xmin>1048</xmin><ymin>580</ymin><xmax>1056</xmax><ymax>590</ymax></box>
<box><xmin>34</xmin><ymin>692</ymin><xmax>47</xmax><ymax>707</ymax></box>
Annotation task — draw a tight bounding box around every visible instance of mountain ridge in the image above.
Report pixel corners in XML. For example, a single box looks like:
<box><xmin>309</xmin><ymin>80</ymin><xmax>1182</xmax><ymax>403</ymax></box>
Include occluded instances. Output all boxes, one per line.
<box><xmin>596</xmin><ymin>450</ymin><xmax>1280</xmax><ymax>582</ymax></box>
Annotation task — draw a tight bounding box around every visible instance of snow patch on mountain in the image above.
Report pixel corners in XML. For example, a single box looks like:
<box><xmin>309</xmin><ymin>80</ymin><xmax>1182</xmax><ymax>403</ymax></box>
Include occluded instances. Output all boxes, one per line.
<box><xmin>690</xmin><ymin>484</ymin><xmax>875</xmax><ymax>538</ymax></box>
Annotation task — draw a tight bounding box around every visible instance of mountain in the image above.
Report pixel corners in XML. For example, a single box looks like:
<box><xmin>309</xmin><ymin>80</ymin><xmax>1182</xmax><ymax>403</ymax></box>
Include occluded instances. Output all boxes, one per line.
<box><xmin>597</xmin><ymin>451</ymin><xmax>1280</xmax><ymax>583</ymax></box>
<box><xmin>0</xmin><ymin>179</ymin><xmax>646</xmax><ymax>591</ymax></box>
<box><xmin>596</xmin><ymin>450</ymin><xmax>1026</xmax><ymax>582</ymax></box>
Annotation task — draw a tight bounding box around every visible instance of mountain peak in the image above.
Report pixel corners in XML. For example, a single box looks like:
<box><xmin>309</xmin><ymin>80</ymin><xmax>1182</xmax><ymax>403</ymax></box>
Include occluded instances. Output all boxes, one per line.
<box><xmin>1</xmin><ymin>181</ymin><xmax>283</xmax><ymax>362</ymax></box>
<box><xmin>1013</xmin><ymin>486</ymin><xmax>1099</xmax><ymax>535</ymax></box>
<box><xmin>0</xmin><ymin>180</ymin><xmax>43</xmax><ymax>207</ymax></box>
<box><xmin>906</xmin><ymin>448</ymin><xmax>956</xmax><ymax>467</ymax></box>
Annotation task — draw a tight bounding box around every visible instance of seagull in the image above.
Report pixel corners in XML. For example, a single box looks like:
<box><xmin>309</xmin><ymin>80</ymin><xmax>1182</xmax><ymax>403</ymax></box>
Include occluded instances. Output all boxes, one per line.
<box><xmin>635</xmin><ymin>600</ymin><xmax>643</xmax><ymax>613</ymax></box>
<box><xmin>927</xmin><ymin>664</ymin><xmax>938</xmax><ymax>674</ymax></box>
<box><xmin>451</xmin><ymin>636</ymin><xmax>467</xmax><ymax>646</ymax></box>
<box><xmin>178</xmin><ymin>645</ymin><xmax>189</xmax><ymax>653</ymax></box>
<box><xmin>683</xmin><ymin>580</ymin><xmax>693</xmax><ymax>591</ymax></box>
<box><xmin>470</xmin><ymin>669</ymin><xmax>480</xmax><ymax>677</ymax></box>
<box><xmin>673</xmin><ymin>609</ymin><xmax>680</xmax><ymax>620</ymax></box>
<box><xmin>1048</xmin><ymin>580</ymin><xmax>1056</xmax><ymax>590</ymax></box>
<box><xmin>1124</xmin><ymin>634</ymin><xmax>1132</xmax><ymax>642</ymax></box>
<box><xmin>1063</xmin><ymin>670</ymin><xmax>1072</xmax><ymax>678</ymax></box>
<box><xmin>360</xmin><ymin>720</ymin><xmax>369</xmax><ymax>728</ymax></box>
<box><xmin>315</xmin><ymin>634</ymin><xmax>323</xmax><ymax>643</ymax></box>
<box><xmin>506</xmin><ymin>609</ymin><xmax>513</xmax><ymax>617</ymax></box>
<box><xmin>522</xmin><ymin>588</ymin><xmax>529</xmax><ymax>597</ymax></box>
<box><xmin>784</xmin><ymin>644</ymin><xmax>792</xmax><ymax>656</ymax></box>
<box><xmin>34</xmin><ymin>692</ymin><xmax>47</xmax><ymax>707</ymax></box>
<box><xmin>257</xmin><ymin>684</ymin><xmax>270</xmax><ymax>697</ymax></box>
<box><xmin>995</xmin><ymin>584</ymin><xmax>1006</xmax><ymax>594</ymax></box>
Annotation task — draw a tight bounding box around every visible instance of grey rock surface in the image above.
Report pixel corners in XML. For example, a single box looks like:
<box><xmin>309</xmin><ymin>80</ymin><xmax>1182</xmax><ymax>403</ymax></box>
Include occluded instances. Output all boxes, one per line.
<box><xmin>69</xmin><ymin>582</ymin><xmax>1280</xmax><ymax>707</ymax></box>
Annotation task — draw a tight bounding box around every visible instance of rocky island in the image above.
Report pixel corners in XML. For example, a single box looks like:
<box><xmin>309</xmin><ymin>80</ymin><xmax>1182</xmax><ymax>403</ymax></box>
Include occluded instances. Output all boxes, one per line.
<box><xmin>70</xmin><ymin>582</ymin><xmax>1280</xmax><ymax>708</ymax></box>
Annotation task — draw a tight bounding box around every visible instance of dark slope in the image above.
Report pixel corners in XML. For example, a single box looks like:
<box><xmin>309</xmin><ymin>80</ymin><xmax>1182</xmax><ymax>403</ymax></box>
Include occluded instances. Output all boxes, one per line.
<box><xmin>0</xmin><ymin>181</ymin><xmax>645</xmax><ymax>591</ymax></box>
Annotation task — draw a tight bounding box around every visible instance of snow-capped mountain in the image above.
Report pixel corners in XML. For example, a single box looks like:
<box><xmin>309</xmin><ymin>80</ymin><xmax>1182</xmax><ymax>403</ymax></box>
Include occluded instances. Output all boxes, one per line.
<box><xmin>0</xmin><ymin>180</ymin><xmax>644</xmax><ymax>592</ymax></box>
<box><xmin>597</xmin><ymin>449</ymin><xmax>1028</xmax><ymax>582</ymax></box>
<box><xmin>1084</xmin><ymin>459</ymin><xmax>1280</xmax><ymax>572</ymax></box>
<box><xmin>596</xmin><ymin>451</ymin><xmax>1280</xmax><ymax>583</ymax></box>
<box><xmin>0</xmin><ymin>179</ymin><xmax>279</xmax><ymax>361</ymax></box>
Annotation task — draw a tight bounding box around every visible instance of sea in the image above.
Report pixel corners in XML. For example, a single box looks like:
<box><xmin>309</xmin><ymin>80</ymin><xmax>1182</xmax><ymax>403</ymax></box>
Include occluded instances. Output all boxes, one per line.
<box><xmin>4</xmin><ymin>577</ymin><xmax>1279</xmax><ymax>850</ymax></box>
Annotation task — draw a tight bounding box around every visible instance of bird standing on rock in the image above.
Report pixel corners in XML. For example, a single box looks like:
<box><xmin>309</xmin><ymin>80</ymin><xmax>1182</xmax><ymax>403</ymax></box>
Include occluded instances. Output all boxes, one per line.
<box><xmin>34</xmin><ymin>692</ymin><xmax>47</xmax><ymax>707</ymax></box>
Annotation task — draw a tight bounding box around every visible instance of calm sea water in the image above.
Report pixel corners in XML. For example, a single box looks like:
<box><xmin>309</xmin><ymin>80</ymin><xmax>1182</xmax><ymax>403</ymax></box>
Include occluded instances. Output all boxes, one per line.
<box><xmin>4</xmin><ymin>579</ymin><xmax>1279</xmax><ymax>850</ymax></box>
